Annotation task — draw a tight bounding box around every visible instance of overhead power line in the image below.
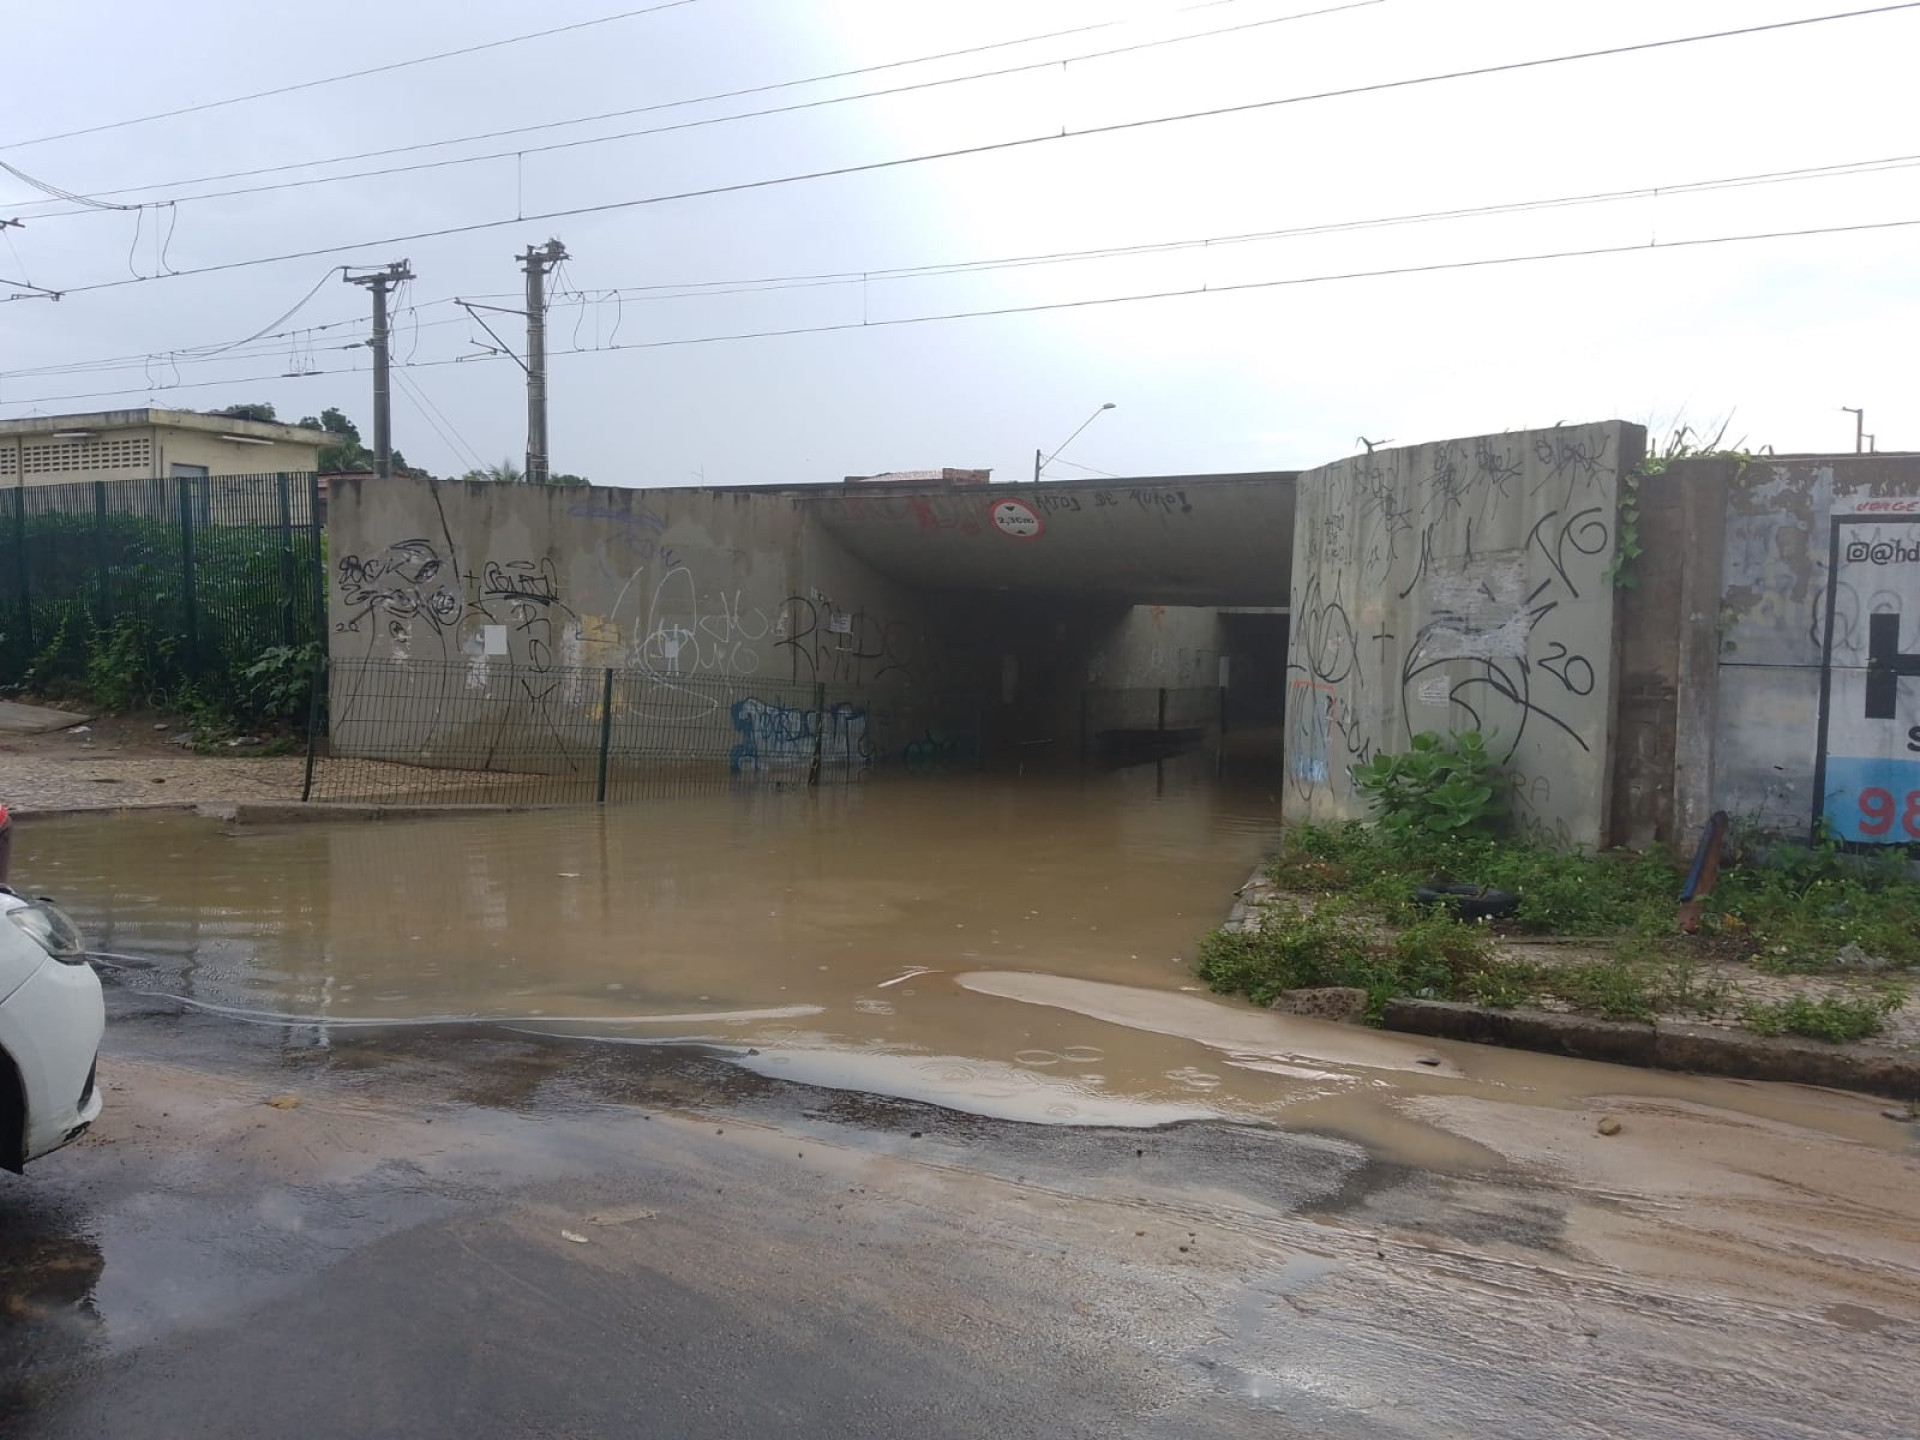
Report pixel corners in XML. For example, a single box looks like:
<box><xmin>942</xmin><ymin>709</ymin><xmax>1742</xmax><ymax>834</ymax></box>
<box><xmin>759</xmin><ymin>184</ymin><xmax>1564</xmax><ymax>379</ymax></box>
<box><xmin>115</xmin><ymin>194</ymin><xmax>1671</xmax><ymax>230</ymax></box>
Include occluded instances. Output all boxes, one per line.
<box><xmin>534</xmin><ymin>150</ymin><xmax>1920</xmax><ymax>302</ymax></box>
<box><xmin>24</xmin><ymin>2</ymin><xmax>1920</xmax><ymax>301</ymax></box>
<box><xmin>7</xmin><ymin>145</ymin><xmax>1918</xmax><ymax>383</ymax></box>
<box><xmin>7</xmin><ymin>0</ymin><xmax>1380</xmax><ymax>218</ymax></box>
<box><xmin>3</xmin><ymin>213</ymin><xmax>1914</xmax><ymax>410</ymax></box>
<box><xmin>0</xmin><ymin>1</ymin><xmax>705</xmax><ymax>153</ymax></box>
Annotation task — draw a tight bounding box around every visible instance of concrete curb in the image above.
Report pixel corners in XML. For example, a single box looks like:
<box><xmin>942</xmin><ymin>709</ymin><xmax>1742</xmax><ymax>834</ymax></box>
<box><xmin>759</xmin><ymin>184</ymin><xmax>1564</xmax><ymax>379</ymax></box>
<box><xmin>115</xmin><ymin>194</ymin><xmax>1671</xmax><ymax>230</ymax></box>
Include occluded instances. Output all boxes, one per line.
<box><xmin>1223</xmin><ymin>864</ymin><xmax>1280</xmax><ymax>932</ymax></box>
<box><xmin>12</xmin><ymin>802</ymin><xmax>202</xmax><ymax>821</ymax></box>
<box><xmin>197</xmin><ymin>802</ymin><xmax>544</xmax><ymax>825</ymax></box>
<box><xmin>1381</xmin><ymin>997</ymin><xmax>1920</xmax><ymax>1101</ymax></box>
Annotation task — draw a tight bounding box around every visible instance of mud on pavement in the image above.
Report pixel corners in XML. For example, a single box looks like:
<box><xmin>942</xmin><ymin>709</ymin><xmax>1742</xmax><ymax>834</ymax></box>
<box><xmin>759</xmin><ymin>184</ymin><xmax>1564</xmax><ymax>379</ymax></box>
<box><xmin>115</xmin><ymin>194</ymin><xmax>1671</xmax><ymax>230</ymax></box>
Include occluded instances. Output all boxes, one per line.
<box><xmin>5</xmin><ymin>986</ymin><xmax>1919</xmax><ymax>1440</ymax></box>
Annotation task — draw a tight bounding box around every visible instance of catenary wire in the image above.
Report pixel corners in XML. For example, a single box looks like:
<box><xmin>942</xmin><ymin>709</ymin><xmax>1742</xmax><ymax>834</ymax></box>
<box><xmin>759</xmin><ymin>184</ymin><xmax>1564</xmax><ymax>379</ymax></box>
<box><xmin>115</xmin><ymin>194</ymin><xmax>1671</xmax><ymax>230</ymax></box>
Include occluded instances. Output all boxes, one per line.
<box><xmin>7</xmin><ymin>1</ymin><xmax>1380</xmax><ymax>218</ymax></box>
<box><xmin>0</xmin><ymin>1</ymin><xmax>705</xmax><ymax>153</ymax></box>
<box><xmin>1</xmin><ymin>213</ymin><xmax>1912</xmax><ymax>409</ymax></box>
<box><xmin>23</xmin><ymin>3</ymin><xmax>1919</xmax><ymax>300</ymax></box>
<box><xmin>6</xmin><ymin>145</ymin><xmax>1916</xmax><ymax>380</ymax></box>
<box><xmin>0</xmin><ymin>0</ymin><xmax>1284</xmax><ymax>213</ymax></box>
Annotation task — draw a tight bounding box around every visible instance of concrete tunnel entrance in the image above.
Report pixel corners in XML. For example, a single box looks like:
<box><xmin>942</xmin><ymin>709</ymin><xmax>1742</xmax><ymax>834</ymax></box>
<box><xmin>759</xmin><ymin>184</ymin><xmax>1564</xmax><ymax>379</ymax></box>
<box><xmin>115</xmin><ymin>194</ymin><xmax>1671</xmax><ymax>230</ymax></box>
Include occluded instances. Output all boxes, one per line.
<box><xmin>318</xmin><ymin>468</ymin><xmax>1298</xmax><ymax>800</ymax></box>
<box><xmin>799</xmin><ymin>471</ymin><xmax>1297</xmax><ymax>773</ymax></box>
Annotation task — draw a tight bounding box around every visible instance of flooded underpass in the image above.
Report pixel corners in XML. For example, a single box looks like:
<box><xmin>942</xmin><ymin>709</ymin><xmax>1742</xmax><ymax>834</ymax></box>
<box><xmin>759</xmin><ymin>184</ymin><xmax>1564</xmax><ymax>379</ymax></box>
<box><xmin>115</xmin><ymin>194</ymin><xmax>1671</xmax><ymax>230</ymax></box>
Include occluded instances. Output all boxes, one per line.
<box><xmin>40</xmin><ymin>757</ymin><xmax>1286</xmax><ymax>1121</ymax></box>
<box><xmin>8</xmin><ymin>760</ymin><xmax>1920</xmax><ymax>1437</ymax></box>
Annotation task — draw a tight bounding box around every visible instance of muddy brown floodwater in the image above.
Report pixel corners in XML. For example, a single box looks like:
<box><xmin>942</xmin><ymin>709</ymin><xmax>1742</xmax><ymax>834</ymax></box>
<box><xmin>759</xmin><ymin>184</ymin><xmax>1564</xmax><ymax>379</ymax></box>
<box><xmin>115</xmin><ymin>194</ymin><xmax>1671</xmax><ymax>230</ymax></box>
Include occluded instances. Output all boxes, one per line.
<box><xmin>28</xmin><ymin>758</ymin><xmax>1283</xmax><ymax>1124</ymax></box>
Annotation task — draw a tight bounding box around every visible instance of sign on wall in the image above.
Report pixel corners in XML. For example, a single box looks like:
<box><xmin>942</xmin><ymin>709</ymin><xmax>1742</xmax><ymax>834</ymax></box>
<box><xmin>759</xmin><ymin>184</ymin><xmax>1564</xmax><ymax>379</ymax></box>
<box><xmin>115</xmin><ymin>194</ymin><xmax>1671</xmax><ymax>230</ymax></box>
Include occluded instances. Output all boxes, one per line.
<box><xmin>989</xmin><ymin>498</ymin><xmax>1043</xmax><ymax>539</ymax></box>
<box><xmin>1816</xmin><ymin>515</ymin><xmax>1920</xmax><ymax>842</ymax></box>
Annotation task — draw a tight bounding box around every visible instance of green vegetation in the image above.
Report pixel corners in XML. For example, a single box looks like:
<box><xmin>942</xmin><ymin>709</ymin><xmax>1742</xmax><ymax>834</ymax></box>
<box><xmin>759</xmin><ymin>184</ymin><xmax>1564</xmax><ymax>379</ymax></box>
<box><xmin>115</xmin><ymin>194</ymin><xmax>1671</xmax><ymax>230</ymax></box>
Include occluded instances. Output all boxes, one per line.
<box><xmin>1606</xmin><ymin>421</ymin><xmax>1764</xmax><ymax>590</ymax></box>
<box><xmin>1267</xmin><ymin>821</ymin><xmax>1678</xmax><ymax>936</ymax></box>
<box><xmin>1205</xmin><ymin>734</ymin><xmax>1916</xmax><ymax>1044</ymax></box>
<box><xmin>459</xmin><ymin>458</ymin><xmax>589</xmax><ymax>486</ymax></box>
<box><xmin>1710</xmin><ymin>840</ymin><xmax>1920</xmax><ymax>973</ymax></box>
<box><xmin>1350</xmin><ymin>730</ymin><xmax>1503</xmax><ymax>840</ymax></box>
<box><xmin>1739</xmin><ymin>993</ymin><xmax>1901</xmax><ymax>1044</ymax></box>
<box><xmin>6</xmin><ymin>508</ymin><xmax>323</xmax><ymax>740</ymax></box>
<box><xmin>1198</xmin><ymin>894</ymin><xmax>1733</xmax><ymax>1026</ymax></box>
<box><xmin>294</xmin><ymin>406</ymin><xmax>409</xmax><ymax>475</ymax></box>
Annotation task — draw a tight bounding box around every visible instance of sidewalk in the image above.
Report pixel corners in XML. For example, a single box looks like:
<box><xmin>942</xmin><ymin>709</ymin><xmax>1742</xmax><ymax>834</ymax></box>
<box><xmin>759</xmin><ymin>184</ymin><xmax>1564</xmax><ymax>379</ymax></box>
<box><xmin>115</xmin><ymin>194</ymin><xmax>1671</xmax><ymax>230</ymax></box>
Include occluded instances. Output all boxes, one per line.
<box><xmin>0</xmin><ymin>707</ymin><xmax>303</xmax><ymax>815</ymax></box>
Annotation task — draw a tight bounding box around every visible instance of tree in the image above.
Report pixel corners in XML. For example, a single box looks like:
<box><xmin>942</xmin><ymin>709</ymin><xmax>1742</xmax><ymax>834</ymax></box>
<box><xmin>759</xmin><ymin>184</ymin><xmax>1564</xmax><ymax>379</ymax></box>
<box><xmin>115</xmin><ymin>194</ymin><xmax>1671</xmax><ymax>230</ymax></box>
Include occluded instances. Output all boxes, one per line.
<box><xmin>294</xmin><ymin>406</ymin><xmax>407</xmax><ymax>474</ymax></box>
<box><xmin>210</xmin><ymin>402</ymin><xmax>278</xmax><ymax>423</ymax></box>
<box><xmin>459</xmin><ymin>458</ymin><xmax>589</xmax><ymax>486</ymax></box>
<box><xmin>461</xmin><ymin>458</ymin><xmax>524</xmax><ymax>484</ymax></box>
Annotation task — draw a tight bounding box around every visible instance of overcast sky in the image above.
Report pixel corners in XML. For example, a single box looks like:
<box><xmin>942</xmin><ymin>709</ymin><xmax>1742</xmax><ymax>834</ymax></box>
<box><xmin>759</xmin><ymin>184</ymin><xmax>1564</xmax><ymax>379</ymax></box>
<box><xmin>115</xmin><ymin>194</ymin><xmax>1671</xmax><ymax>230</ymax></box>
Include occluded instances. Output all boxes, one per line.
<box><xmin>1</xmin><ymin>0</ymin><xmax>1915</xmax><ymax>484</ymax></box>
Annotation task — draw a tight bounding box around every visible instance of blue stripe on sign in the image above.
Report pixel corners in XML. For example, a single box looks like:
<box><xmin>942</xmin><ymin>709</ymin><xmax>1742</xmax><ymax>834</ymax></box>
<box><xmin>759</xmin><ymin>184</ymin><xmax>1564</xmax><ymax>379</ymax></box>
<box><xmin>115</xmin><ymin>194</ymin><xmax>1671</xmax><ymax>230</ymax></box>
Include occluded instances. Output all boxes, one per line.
<box><xmin>1822</xmin><ymin>754</ymin><xmax>1920</xmax><ymax>842</ymax></box>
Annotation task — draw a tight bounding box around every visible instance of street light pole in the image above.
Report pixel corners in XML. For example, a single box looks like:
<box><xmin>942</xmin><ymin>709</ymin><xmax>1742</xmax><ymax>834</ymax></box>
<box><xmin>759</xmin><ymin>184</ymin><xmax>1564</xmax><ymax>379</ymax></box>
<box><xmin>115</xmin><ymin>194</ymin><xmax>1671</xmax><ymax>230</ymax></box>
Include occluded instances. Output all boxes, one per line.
<box><xmin>1036</xmin><ymin>402</ymin><xmax>1116</xmax><ymax>481</ymax></box>
<box><xmin>1843</xmin><ymin>406</ymin><xmax>1865</xmax><ymax>454</ymax></box>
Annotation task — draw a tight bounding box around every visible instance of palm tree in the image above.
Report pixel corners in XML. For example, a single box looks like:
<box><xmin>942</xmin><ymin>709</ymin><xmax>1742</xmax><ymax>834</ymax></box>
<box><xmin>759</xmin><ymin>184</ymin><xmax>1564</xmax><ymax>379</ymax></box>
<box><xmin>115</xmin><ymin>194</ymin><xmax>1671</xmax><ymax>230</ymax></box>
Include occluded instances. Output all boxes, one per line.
<box><xmin>461</xmin><ymin>458</ymin><xmax>525</xmax><ymax>484</ymax></box>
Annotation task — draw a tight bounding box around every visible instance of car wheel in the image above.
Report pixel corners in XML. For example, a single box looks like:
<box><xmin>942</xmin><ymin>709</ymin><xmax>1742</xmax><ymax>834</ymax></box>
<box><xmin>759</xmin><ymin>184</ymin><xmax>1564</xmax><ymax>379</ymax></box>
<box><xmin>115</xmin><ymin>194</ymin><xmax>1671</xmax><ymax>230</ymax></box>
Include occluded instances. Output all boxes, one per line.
<box><xmin>0</xmin><ymin>1050</ymin><xmax>25</xmax><ymax>1173</ymax></box>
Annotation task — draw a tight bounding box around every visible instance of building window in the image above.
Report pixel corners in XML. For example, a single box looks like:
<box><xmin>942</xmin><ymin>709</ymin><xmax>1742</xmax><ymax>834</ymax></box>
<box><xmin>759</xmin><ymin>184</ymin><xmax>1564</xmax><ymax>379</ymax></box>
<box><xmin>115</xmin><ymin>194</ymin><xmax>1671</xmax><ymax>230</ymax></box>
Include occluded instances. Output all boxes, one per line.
<box><xmin>21</xmin><ymin>437</ymin><xmax>154</xmax><ymax>475</ymax></box>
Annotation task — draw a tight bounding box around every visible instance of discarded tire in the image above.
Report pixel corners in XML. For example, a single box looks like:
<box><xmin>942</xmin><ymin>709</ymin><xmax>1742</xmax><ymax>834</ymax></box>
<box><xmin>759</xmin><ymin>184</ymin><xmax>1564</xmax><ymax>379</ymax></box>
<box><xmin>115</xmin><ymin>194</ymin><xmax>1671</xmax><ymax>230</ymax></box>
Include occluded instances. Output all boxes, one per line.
<box><xmin>1413</xmin><ymin>882</ymin><xmax>1519</xmax><ymax>921</ymax></box>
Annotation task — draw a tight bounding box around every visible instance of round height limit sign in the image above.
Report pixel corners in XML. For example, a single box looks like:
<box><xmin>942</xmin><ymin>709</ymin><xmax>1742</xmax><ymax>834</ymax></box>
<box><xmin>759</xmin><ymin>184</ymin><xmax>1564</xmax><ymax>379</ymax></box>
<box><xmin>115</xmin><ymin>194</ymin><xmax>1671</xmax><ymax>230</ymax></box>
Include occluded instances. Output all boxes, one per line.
<box><xmin>990</xmin><ymin>498</ymin><xmax>1043</xmax><ymax>539</ymax></box>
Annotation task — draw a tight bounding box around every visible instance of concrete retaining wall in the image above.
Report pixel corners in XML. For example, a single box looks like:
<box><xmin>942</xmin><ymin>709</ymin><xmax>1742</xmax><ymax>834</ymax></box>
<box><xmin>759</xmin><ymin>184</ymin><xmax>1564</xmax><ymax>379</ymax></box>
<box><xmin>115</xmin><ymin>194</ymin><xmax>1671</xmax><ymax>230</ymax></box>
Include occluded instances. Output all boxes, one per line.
<box><xmin>1615</xmin><ymin>454</ymin><xmax>1920</xmax><ymax>845</ymax></box>
<box><xmin>326</xmin><ymin>477</ymin><xmax>944</xmax><ymax>769</ymax></box>
<box><xmin>1284</xmin><ymin>422</ymin><xmax>1644</xmax><ymax>849</ymax></box>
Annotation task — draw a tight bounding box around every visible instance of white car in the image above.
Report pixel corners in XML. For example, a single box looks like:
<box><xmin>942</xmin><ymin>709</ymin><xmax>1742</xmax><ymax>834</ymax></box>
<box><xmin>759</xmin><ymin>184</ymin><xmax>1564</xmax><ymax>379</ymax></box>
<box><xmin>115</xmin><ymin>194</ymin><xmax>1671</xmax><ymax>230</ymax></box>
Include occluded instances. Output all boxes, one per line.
<box><xmin>0</xmin><ymin>880</ymin><xmax>104</xmax><ymax>1172</ymax></box>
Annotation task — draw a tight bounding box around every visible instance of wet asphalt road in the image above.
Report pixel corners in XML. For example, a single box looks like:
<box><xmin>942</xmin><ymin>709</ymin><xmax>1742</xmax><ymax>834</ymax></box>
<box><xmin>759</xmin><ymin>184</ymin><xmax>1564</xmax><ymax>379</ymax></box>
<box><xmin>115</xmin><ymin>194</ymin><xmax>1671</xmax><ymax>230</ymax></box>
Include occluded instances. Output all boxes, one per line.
<box><xmin>3</xmin><ymin>993</ymin><xmax>1374</xmax><ymax>1440</ymax></box>
<box><xmin>6</xmin><ymin>987</ymin><xmax>1919</xmax><ymax>1438</ymax></box>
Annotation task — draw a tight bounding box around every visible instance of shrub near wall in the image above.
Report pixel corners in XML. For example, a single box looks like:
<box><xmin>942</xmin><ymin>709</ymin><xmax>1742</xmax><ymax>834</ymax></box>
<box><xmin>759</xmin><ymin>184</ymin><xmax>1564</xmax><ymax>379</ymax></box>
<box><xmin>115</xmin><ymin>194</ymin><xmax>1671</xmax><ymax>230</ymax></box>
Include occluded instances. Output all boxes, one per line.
<box><xmin>1</xmin><ymin>483</ymin><xmax>325</xmax><ymax>729</ymax></box>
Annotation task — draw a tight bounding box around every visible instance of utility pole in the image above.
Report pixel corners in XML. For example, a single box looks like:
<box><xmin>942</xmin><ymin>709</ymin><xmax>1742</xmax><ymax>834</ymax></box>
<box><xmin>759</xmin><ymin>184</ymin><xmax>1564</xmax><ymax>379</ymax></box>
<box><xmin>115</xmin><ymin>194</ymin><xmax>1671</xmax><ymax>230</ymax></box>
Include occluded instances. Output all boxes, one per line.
<box><xmin>345</xmin><ymin>261</ymin><xmax>413</xmax><ymax>479</ymax></box>
<box><xmin>520</xmin><ymin>239</ymin><xmax>567</xmax><ymax>484</ymax></box>
<box><xmin>1843</xmin><ymin>406</ymin><xmax>1865</xmax><ymax>455</ymax></box>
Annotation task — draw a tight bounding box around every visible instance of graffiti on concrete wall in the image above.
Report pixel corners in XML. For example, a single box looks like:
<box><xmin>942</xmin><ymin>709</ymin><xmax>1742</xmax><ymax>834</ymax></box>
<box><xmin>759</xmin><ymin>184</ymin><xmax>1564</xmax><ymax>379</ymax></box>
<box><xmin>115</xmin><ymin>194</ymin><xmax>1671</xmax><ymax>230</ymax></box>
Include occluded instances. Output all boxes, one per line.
<box><xmin>728</xmin><ymin>697</ymin><xmax>873</xmax><ymax>774</ymax></box>
<box><xmin>1286</xmin><ymin>426</ymin><xmax>1624</xmax><ymax>844</ymax></box>
<box><xmin>335</xmin><ymin>539</ymin><xmax>463</xmax><ymax>639</ymax></box>
<box><xmin>776</xmin><ymin>596</ymin><xmax>915</xmax><ymax>685</ymax></box>
<box><xmin>333</xmin><ymin>534</ymin><xmax>585</xmax><ymax>743</ymax></box>
<box><xmin>828</xmin><ymin>485</ymin><xmax>1199</xmax><ymax>536</ymax></box>
<box><xmin>626</xmin><ymin>564</ymin><xmax>771</xmax><ymax>683</ymax></box>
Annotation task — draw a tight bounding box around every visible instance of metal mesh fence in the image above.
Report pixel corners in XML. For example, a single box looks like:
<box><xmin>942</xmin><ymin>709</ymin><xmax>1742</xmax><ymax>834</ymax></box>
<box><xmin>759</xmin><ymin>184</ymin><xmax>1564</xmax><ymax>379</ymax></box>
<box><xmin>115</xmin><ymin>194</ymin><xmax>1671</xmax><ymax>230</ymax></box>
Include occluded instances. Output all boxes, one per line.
<box><xmin>306</xmin><ymin>659</ymin><xmax>983</xmax><ymax>804</ymax></box>
<box><xmin>1080</xmin><ymin>684</ymin><xmax>1225</xmax><ymax>763</ymax></box>
<box><xmin>0</xmin><ymin>473</ymin><xmax>324</xmax><ymax>708</ymax></box>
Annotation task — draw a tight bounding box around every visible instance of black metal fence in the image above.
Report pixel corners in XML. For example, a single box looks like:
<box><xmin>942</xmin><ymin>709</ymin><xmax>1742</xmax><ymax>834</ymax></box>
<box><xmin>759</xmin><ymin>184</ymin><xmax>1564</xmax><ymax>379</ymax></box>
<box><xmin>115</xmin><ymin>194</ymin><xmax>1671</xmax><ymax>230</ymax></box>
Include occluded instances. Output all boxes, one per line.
<box><xmin>305</xmin><ymin>659</ymin><xmax>984</xmax><ymax>804</ymax></box>
<box><xmin>0</xmin><ymin>473</ymin><xmax>325</xmax><ymax>712</ymax></box>
<box><xmin>1080</xmin><ymin>684</ymin><xmax>1226</xmax><ymax>764</ymax></box>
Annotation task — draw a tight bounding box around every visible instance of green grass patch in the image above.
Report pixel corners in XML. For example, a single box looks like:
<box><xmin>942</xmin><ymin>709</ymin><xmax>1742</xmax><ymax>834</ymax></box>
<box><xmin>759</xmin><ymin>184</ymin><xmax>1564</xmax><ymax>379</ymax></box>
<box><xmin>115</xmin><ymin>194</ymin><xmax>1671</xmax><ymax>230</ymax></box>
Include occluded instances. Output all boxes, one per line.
<box><xmin>1202</xmin><ymin>821</ymin><xmax>1916</xmax><ymax>1034</ymax></box>
<box><xmin>1269</xmin><ymin>822</ymin><xmax>1920</xmax><ymax>971</ymax></box>
<box><xmin>1195</xmin><ymin>902</ymin><xmax>1500</xmax><ymax>1021</ymax></box>
<box><xmin>1707</xmin><ymin>846</ymin><xmax>1920</xmax><ymax>972</ymax></box>
<box><xmin>1738</xmin><ymin>992</ymin><xmax>1903</xmax><ymax>1043</ymax></box>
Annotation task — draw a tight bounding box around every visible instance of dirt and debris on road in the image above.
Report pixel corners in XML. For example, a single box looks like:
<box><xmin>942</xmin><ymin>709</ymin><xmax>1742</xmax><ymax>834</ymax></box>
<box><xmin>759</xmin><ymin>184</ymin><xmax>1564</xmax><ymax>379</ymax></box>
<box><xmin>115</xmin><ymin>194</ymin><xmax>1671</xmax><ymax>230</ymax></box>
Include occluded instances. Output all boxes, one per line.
<box><xmin>0</xmin><ymin>708</ymin><xmax>302</xmax><ymax>814</ymax></box>
<box><xmin>6</xmin><ymin>996</ymin><xmax>1917</xmax><ymax>1440</ymax></box>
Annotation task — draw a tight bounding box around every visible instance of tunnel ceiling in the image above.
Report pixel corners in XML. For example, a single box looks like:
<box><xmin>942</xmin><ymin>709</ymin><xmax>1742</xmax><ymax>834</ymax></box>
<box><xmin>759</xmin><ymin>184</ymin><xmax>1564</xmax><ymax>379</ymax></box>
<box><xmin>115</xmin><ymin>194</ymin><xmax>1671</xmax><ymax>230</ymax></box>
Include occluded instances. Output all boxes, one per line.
<box><xmin>801</xmin><ymin>472</ymin><xmax>1296</xmax><ymax>608</ymax></box>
